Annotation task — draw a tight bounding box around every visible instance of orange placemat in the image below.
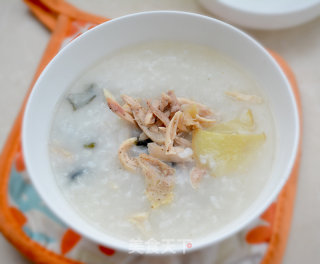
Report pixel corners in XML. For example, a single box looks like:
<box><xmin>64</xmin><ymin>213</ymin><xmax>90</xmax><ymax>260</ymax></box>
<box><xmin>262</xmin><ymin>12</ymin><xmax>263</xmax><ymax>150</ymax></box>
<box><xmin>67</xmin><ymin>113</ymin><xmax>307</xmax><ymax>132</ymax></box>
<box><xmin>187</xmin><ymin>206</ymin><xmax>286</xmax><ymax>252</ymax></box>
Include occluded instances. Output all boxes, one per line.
<box><xmin>0</xmin><ymin>1</ymin><xmax>302</xmax><ymax>263</ymax></box>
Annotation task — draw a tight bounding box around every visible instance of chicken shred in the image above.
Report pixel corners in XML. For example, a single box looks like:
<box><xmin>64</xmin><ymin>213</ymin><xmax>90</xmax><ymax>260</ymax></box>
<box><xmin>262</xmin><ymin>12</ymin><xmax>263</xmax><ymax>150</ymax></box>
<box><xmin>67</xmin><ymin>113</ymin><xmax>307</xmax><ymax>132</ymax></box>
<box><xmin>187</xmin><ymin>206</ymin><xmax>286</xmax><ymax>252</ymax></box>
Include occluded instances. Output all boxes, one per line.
<box><xmin>179</xmin><ymin>112</ymin><xmax>200</xmax><ymax>132</ymax></box>
<box><xmin>137</xmin><ymin>154</ymin><xmax>175</xmax><ymax>208</ymax></box>
<box><xmin>178</xmin><ymin>97</ymin><xmax>214</xmax><ymax>117</ymax></box>
<box><xmin>190</xmin><ymin>167</ymin><xmax>206</xmax><ymax>189</ymax></box>
<box><xmin>144</xmin><ymin>109</ymin><xmax>155</xmax><ymax>126</ymax></box>
<box><xmin>175</xmin><ymin>136</ymin><xmax>192</xmax><ymax>148</ymax></box>
<box><xmin>104</xmin><ymin>90</ymin><xmax>135</xmax><ymax>124</ymax></box>
<box><xmin>122</xmin><ymin>95</ymin><xmax>165</xmax><ymax>144</ymax></box>
<box><xmin>129</xmin><ymin>212</ymin><xmax>149</xmax><ymax>223</ymax></box>
<box><xmin>50</xmin><ymin>143</ymin><xmax>73</xmax><ymax>160</ymax></box>
<box><xmin>226</xmin><ymin>91</ymin><xmax>263</xmax><ymax>103</ymax></box>
<box><xmin>139</xmin><ymin>132</ymin><xmax>149</xmax><ymax>141</ymax></box>
<box><xmin>165</xmin><ymin>111</ymin><xmax>182</xmax><ymax>154</ymax></box>
<box><xmin>195</xmin><ymin>114</ymin><xmax>216</xmax><ymax>127</ymax></box>
<box><xmin>147</xmin><ymin>100</ymin><xmax>170</xmax><ymax>126</ymax></box>
<box><xmin>148</xmin><ymin>143</ymin><xmax>192</xmax><ymax>163</ymax></box>
<box><xmin>129</xmin><ymin>212</ymin><xmax>150</xmax><ymax>235</ymax></box>
<box><xmin>160</xmin><ymin>93</ymin><xmax>170</xmax><ymax>111</ymax></box>
<box><xmin>118</xmin><ymin>137</ymin><xmax>139</xmax><ymax>172</ymax></box>
<box><xmin>167</xmin><ymin>90</ymin><xmax>181</xmax><ymax>113</ymax></box>
<box><xmin>122</xmin><ymin>103</ymin><xmax>132</xmax><ymax>114</ymax></box>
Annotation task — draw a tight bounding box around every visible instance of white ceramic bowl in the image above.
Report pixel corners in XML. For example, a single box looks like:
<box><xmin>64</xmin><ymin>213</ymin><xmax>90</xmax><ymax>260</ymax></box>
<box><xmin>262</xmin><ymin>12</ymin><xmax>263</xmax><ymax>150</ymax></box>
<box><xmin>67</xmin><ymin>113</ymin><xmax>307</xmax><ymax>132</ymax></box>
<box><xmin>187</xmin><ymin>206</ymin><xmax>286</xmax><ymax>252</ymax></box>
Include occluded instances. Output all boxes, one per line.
<box><xmin>23</xmin><ymin>11</ymin><xmax>299</xmax><ymax>254</ymax></box>
<box><xmin>198</xmin><ymin>0</ymin><xmax>320</xmax><ymax>30</ymax></box>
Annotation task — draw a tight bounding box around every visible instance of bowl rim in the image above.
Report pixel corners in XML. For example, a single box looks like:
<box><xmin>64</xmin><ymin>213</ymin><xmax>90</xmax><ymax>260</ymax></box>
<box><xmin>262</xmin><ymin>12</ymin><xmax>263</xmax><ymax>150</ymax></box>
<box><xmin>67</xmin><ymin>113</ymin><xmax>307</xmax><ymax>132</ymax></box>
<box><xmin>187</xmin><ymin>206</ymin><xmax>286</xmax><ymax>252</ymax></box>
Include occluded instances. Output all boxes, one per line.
<box><xmin>22</xmin><ymin>10</ymin><xmax>300</xmax><ymax>254</ymax></box>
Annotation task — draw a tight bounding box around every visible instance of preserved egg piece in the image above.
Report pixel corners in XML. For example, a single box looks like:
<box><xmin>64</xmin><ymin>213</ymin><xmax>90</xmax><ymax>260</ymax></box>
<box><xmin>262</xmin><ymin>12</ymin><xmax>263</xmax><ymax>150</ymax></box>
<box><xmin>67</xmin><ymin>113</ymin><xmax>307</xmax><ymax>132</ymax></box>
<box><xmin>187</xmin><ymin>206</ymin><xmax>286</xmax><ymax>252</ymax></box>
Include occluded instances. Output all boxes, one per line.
<box><xmin>67</xmin><ymin>84</ymin><xmax>97</xmax><ymax>111</ymax></box>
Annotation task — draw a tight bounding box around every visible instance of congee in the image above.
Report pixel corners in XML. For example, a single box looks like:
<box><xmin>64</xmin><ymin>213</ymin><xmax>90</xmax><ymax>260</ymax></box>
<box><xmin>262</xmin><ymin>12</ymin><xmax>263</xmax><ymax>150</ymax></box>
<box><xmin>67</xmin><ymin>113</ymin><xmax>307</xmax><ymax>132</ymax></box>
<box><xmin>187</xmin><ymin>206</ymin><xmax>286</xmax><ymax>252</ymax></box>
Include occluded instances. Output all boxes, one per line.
<box><xmin>49</xmin><ymin>41</ymin><xmax>275</xmax><ymax>241</ymax></box>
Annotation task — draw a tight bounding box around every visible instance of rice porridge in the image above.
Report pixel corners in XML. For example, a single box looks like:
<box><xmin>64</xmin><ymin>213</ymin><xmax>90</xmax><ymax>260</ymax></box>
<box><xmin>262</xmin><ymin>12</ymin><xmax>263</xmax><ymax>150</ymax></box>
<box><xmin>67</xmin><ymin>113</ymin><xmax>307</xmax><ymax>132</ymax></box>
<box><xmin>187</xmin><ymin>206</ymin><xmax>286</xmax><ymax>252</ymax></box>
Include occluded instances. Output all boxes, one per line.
<box><xmin>49</xmin><ymin>42</ymin><xmax>275</xmax><ymax>242</ymax></box>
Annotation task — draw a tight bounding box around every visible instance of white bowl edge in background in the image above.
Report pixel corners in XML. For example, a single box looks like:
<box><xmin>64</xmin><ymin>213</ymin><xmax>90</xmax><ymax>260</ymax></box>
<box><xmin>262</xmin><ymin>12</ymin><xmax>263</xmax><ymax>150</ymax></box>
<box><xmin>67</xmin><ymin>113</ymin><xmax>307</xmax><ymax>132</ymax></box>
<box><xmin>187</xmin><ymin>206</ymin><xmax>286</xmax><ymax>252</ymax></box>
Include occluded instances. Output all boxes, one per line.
<box><xmin>198</xmin><ymin>0</ymin><xmax>320</xmax><ymax>30</ymax></box>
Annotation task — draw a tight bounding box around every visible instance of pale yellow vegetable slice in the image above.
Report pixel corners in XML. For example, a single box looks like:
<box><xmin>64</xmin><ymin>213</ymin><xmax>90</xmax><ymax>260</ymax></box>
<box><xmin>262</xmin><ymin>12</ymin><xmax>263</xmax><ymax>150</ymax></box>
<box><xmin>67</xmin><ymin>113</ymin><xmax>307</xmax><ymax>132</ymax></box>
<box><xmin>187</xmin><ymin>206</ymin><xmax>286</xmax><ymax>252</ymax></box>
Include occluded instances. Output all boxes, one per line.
<box><xmin>209</xmin><ymin>109</ymin><xmax>254</xmax><ymax>134</ymax></box>
<box><xmin>192</xmin><ymin>129</ymin><xmax>265</xmax><ymax>176</ymax></box>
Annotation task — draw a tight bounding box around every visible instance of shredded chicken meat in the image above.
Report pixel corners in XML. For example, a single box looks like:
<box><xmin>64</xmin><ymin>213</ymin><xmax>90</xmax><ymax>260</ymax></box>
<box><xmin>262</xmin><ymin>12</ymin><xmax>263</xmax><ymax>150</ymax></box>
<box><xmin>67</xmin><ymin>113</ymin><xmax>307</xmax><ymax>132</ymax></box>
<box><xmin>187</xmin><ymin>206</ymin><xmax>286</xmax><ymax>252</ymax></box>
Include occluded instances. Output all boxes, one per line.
<box><xmin>104</xmin><ymin>90</ymin><xmax>217</xmax><ymax>208</ymax></box>
<box><xmin>104</xmin><ymin>89</ymin><xmax>135</xmax><ymax>124</ymax></box>
<box><xmin>137</xmin><ymin>154</ymin><xmax>175</xmax><ymax>208</ymax></box>
<box><xmin>148</xmin><ymin>143</ymin><xmax>192</xmax><ymax>163</ymax></box>
<box><xmin>190</xmin><ymin>167</ymin><xmax>207</xmax><ymax>189</ymax></box>
<box><xmin>118</xmin><ymin>137</ymin><xmax>139</xmax><ymax>172</ymax></box>
<box><xmin>165</xmin><ymin>111</ymin><xmax>182</xmax><ymax>154</ymax></box>
<box><xmin>225</xmin><ymin>91</ymin><xmax>263</xmax><ymax>104</ymax></box>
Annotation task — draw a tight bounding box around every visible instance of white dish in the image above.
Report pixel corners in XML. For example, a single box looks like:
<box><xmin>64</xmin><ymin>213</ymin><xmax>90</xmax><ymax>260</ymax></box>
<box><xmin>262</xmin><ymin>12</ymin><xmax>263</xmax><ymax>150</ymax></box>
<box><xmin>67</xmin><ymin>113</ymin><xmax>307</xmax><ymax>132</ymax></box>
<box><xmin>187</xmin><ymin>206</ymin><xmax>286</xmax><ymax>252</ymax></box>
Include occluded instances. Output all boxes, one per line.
<box><xmin>49</xmin><ymin>41</ymin><xmax>276</xmax><ymax>246</ymax></box>
<box><xmin>22</xmin><ymin>11</ymin><xmax>299</xmax><ymax>253</ymax></box>
<box><xmin>198</xmin><ymin>0</ymin><xmax>320</xmax><ymax>30</ymax></box>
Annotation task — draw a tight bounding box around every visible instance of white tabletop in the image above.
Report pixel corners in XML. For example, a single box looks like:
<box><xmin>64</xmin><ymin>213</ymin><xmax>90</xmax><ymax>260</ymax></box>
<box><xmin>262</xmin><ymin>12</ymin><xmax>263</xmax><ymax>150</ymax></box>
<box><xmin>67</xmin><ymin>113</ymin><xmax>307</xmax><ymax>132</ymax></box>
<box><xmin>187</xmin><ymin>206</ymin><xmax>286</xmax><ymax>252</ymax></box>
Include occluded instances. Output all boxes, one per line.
<box><xmin>0</xmin><ymin>0</ymin><xmax>319</xmax><ymax>263</ymax></box>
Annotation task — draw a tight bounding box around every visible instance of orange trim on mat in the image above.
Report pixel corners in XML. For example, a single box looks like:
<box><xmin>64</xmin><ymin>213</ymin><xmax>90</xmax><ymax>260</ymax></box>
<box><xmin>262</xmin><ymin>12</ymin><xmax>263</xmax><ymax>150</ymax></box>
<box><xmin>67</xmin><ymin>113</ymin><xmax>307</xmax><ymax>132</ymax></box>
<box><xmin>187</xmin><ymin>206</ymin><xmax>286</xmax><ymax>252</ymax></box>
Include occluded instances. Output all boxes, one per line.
<box><xmin>24</xmin><ymin>0</ymin><xmax>57</xmax><ymax>31</ymax></box>
<box><xmin>246</xmin><ymin>226</ymin><xmax>272</xmax><ymax>244</ymax></box>
<box><xmin>15</xmin><ymin>151</ymin><xmax>26</xmax><ymax>172</ymax></box>
<box><xmin>61</xmin><ymin>229</ymin><xmax>82</xmax><ymax>255</ymax></box>
<box><xmin>0</xmin><ymin>1</ymin><xmax>302</xmax><ymax>264</ymax></box>
<box><xmin>0</xmin><ymin>13</ymin><xmax>82</xmax><ymax>264</ymax></box>
<box><xmin>9</xmin><ymin>207</ymin><xmax>27</xmax><ymax>227</ymax></box>
<box><xmin>25</xmin><ymin>0</ymin><xmax>108</xmax><ymax>25</ymax></box>
<box><xmin>245</xmin><ymin>203</ymin><xmax>276</xmax><ymax>244</ymax></box>
<box><xmin>261</xmin><ymin>51</ymin><xmax>302</xmax><ymax>264</ymax></box>
<box><xmin>261</xmin><ymin>202</ymin><xmax>276</xmax><ymax>224</ymax></box>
